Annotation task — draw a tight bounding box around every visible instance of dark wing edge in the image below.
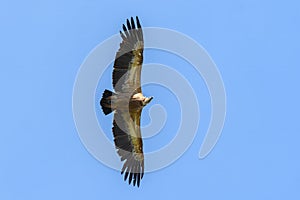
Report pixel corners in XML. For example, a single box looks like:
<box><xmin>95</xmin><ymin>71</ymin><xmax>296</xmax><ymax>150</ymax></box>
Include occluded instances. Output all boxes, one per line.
<box><xmin>112</xmin><ymin>109</ymin><xmax>144</xmax><ymax>187</ymax></box>
<box><xmin>113</xmin><ymin>16</ymin><xmax>144</xmax><ymax>94</ymax></box>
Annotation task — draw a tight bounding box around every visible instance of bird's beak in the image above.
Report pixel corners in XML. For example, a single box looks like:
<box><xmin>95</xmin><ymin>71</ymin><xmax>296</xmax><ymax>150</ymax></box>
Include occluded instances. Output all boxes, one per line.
<box><xmin>145</xmin><ymin>96</ymin><xmax>153</xmax><ymax>104</ymax></box>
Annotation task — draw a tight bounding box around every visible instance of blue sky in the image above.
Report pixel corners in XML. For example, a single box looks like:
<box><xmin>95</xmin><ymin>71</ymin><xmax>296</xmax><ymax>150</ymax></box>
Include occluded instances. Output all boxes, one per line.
<box><xmin>1</xmin><ymin>0</ymin><xmax>300</xmax><ymax>199</ymax></box>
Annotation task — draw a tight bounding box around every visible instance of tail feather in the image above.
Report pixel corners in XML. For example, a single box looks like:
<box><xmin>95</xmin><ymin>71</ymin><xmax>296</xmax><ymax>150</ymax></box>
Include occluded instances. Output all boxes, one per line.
<box><xmin>100</xmin><ymin>89</ymin><xmax>115</xmax><ymax>115</ymax></box>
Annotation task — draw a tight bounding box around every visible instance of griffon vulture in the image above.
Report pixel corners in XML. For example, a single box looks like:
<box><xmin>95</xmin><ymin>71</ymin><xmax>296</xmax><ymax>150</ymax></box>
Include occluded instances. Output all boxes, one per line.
<box><xmin>100</xmin><ymin>16</ymin><xmax>153</xmax><ymax>187</ymax></box>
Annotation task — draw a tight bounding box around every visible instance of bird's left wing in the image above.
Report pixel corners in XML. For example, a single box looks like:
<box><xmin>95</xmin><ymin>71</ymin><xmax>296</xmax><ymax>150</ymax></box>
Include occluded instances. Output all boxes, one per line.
<box><xmin>112</xmin><ymin>109</ymin><xmax>144</xmax><ymax>187</ymax></box>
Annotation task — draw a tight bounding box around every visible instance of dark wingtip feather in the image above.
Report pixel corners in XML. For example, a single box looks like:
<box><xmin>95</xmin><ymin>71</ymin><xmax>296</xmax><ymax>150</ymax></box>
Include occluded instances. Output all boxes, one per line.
<box><xmin>126</xmin><ymin>19</ymin><xmax>131</xmax><ymax>30</ymax></box>
<box><xmin>121</xmin><ymin>164</ymin><xmax>127</xmax><ymax>175</ymax></box>
<box><xmin>131</xmin><ymin>17</ymin><xmax>135</xmax><ymax>29</ymax></box>
<box><xmin>128</xmin><ymin>173</ymin><xmax>133</xmax><ymax>185</ymax></box>
<box><xmin>122</xmin><ymin>23</ymin><xmax>130</xmax><ymax>38</ymax></box>
<box><xmin>133</xmin><ymin>173</ymin><xmax>137</xmax><ymax>186</ymax></box>
<box><xmin>122</xmin><ymin>24</ymin><xmax>127</xmax><ymax>32</ymax></box>
<box><xmin>136</xmin><ymin>16</ymin><xmax>141</xmax><ymax>28</ymax></box>
<box><xmin>137</xmin><ymin>173</ymin><xmax>141</xmax><ymax>187</ymax></box>
<box><xmin>120</xmin><ymin>31</ymin><xmax>126</xmax><ymax>40</ymax></box>
<box><xmin>124</xmin><ymin>171</ymin><xmax>129</xmax><ymax>181</ymax></box>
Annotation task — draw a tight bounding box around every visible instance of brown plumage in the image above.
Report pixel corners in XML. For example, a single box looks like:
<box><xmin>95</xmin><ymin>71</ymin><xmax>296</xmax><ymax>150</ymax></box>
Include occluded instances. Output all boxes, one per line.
<box><xmin>100</xmin><ymin>16</ymin><xmax>153</xmax><ymax>187</ymax></box>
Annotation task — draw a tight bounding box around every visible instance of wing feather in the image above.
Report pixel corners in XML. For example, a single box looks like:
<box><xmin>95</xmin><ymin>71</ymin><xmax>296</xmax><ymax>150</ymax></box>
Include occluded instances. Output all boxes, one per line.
<box><xmin>126</xmin><ymin>19</ymin><xmax>132</xmax><ymax>30</ymax></box>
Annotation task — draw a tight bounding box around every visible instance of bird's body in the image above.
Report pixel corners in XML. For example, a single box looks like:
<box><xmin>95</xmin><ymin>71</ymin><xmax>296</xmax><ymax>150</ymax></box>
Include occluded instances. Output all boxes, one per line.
<box><xmin>103</xmin><ymin>92</ymin><xmax>152</xmax><ymax>112</ymax></box>
<box><xmin>100</xmin><ymin>17</ymin><xmax>152</xmax><ymax>187</ymax></box>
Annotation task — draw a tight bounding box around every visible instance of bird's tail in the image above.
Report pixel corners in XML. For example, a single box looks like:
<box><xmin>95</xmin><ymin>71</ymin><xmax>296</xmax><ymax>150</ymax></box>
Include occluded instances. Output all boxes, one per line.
<box><xmin>100</xmin><ymin>89</ymin><xmax>116</xmax><ymax>115</ymax></box>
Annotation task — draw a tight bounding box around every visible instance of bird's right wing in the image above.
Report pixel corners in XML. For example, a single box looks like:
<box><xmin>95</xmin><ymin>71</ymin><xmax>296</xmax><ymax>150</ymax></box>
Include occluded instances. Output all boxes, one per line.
<box><xmin>112</xmin><ymin>16</ymin><xmax>144</xmax><ymax>95</ymax></box>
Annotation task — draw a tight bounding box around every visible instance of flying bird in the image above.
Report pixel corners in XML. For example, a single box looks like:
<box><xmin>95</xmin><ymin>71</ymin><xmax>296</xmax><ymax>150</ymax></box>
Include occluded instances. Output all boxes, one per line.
<box><xmin>100</xmin><ymin>16</ymin><xmax>153</xmax><ymax>187</ymax></box>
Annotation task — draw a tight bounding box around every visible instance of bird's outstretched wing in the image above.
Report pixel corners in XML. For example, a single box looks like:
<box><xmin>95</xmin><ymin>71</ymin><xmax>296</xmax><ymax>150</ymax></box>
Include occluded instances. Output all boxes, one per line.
<box><xmin>113</xmin><ymin>109</ymin><xmax>144</xmax><ymax>187</ymax></box>
<box><xmin>113</xmin><ymin>16</ymin><xmax>144</xmax><ymax>94</ymax></box>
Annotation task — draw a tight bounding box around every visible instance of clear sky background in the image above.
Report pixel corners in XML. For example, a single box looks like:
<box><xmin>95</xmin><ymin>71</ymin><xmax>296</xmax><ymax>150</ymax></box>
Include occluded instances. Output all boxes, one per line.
<box><xmin>1</xmin><ymin>0</ymin><xmax>300</xmax><ymax>199</ymax></box>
